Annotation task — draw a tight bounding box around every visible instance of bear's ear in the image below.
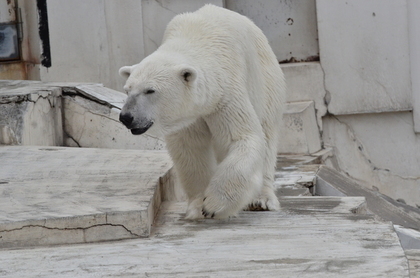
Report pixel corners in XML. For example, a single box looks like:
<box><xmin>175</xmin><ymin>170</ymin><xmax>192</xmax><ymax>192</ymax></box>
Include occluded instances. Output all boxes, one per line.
<box><xmin>178</xmin><ymin>65</ymin><xmax>197</xmax><ymax>84</ymax></box>
<box><xmin>119</xmin><ymin>66</ymin><xmax>132</xmax><ymax>79</ymax></box>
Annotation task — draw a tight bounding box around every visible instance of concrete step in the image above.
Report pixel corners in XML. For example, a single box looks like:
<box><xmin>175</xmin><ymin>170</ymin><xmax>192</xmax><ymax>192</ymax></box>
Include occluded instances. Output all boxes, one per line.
<box><xmin>0</xmin><ymin>146</ymin><xmax>172</xmax><ymax>248</ymax></box>
<box><xmin>0</xmin><ymin>199</ymin><xmax>408</xmax><ymax>277</ymax></box>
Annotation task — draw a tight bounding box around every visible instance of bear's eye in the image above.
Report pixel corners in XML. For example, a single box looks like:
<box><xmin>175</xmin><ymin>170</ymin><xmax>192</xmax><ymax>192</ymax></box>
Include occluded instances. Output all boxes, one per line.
<box><xmin>145</xmin><ymin>89</ymin><xmax>155</xmax><ymax>95</ymax></box>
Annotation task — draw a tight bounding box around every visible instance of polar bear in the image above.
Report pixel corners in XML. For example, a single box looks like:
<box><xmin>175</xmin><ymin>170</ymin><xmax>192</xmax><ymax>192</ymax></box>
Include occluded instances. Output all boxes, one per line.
<box><xmin>119</xmin><ymin>4</ymin><xmax>286</xmax><ymax>219</ymax></box>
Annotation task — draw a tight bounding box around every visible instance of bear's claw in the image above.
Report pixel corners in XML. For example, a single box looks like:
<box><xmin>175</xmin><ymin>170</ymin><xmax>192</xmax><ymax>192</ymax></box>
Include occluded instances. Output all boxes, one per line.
<box><xmin>247</xmin><ymin>201</ymin><xmax>267</xmax><ymax>211</ymax></box>
<box><xmin>201</xmin><ymin>208</ymin><xmax>215</xmax><ymax>218</ymax></box>
<box><xmin>202</xmin><ymin>197</ymin><xmax>216</xmax><ymax>218</ymax></box>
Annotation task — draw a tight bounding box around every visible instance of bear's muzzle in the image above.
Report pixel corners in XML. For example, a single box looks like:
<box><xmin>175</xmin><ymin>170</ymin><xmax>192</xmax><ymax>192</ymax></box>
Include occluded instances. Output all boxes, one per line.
<box><xmin>119</xmin><ymin>112</ymin><xmax>154</xmax><ymax>135</ymax></box>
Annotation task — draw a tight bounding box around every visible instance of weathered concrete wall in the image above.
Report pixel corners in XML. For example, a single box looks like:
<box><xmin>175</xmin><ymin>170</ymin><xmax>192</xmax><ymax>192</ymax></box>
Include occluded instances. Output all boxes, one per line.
<box><xmin>322</xmin><ymin>112</ymin><xmax>420</xmax><ymax>208</ymax></box>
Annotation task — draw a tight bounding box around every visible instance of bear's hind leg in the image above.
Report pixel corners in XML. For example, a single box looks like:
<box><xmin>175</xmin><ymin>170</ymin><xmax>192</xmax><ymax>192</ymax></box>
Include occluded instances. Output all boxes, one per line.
<box><xmin>165</xmin><ymin>119</ymin><xmax>216</xmax><ymax>219</ymax></box>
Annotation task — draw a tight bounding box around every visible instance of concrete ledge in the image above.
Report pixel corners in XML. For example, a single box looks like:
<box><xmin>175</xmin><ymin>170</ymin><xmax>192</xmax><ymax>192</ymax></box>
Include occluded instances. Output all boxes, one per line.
<box><xmin>0</xmin><ymin>146</ymin><xmax>172</xmax><ymax>248</ymax></box>
<box><xmin>315</xmin><ymin>165</ymin><xmax>420</xmax><ymax>231</ymax></box>
<box><xmin>279</xmin><ymin>196</ymin><xmax>367</xmax><ymax>215</ymax></box>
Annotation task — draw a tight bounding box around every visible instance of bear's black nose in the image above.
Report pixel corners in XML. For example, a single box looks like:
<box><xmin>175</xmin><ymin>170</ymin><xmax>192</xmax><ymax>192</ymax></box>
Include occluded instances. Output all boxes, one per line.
<box><xmin>119</xmin><ymin>113</ymin><xmax>134</xmax><ymax>127</ymax></box>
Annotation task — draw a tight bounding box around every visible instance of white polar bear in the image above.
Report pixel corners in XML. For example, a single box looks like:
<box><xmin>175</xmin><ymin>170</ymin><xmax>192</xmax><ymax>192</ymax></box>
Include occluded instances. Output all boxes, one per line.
<box><xmin>119</xmin><ymin>4</ymin><xmax>286</xmax><ymax>219</ymax></box>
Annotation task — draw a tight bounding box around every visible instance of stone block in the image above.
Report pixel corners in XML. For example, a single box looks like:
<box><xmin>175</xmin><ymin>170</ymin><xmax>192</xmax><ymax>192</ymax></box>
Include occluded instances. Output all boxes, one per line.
<box><xmin>279</xmin><ymin>101</ymin><xmax>322</xmax><ymax>154</ymax></box>
<box><xmin>281</xmin><ymin>62</ymin><xmax>327</xmax><ymax>130</ymax></box>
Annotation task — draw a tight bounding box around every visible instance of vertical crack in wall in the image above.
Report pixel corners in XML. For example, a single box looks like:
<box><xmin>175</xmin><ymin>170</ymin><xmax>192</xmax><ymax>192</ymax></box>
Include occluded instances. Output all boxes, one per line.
<box><xmin>319</xmin><ymin>61</ymin><xmax>331</xmax><ymax>114</ymax></box>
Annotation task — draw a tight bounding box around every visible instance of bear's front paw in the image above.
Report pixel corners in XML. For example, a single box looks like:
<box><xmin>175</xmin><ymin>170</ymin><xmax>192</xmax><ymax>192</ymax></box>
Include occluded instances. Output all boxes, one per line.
<box><xmin>247</xmin><ymin>189</ymin><xmax>280</xmax><ymax>211</ymax></box>
<box><xmin>202</xmin><ymin>196</ymin><xmax>239</xmax><ymax>219</ymax></box>
<box><xmin>201</xmin><ymin>197</ymin><xmax>216</xmax><ymax>218</ymax></box>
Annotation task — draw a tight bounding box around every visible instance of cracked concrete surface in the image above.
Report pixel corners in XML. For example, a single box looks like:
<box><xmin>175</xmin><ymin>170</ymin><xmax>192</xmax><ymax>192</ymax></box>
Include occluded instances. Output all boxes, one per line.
<box><xmin>0</xmin><ymin>223</ymin><xmax>140</xmax><ymax>248</ymax></box>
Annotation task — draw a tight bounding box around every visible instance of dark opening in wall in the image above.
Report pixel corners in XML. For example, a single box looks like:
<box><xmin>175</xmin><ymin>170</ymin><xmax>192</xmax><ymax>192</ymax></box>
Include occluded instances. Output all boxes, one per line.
<box><xmin>37</xmin><ymin>0</ymin><xmax>51</xmax><ymax>68</ymax></box>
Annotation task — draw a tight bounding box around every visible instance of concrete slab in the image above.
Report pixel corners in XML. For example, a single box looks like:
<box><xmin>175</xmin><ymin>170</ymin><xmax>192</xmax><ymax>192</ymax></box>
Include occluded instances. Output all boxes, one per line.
<box><xmin>0</xmin><ymin>199</ymin><xmax>408</xmax><ymax>277</ymax></box>
<box><xmin>0</xmin><ymin>146</ymin><xmax>172</xmax><ymax>247</ymax></box>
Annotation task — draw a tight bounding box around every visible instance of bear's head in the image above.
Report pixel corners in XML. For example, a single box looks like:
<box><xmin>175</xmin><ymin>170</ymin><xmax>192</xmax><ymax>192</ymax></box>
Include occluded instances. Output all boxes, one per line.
<box><xmin>119</xmin><ymin>53</ymin><xmax>205</xmax><ymax>136</ymax></box>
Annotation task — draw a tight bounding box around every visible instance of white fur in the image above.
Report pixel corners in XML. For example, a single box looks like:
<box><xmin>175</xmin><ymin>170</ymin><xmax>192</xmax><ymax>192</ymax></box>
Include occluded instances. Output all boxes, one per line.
<box><xmin>119</xmin><ymin>5</ymin><xmax>286</xmax><ymax>219</ymax></box>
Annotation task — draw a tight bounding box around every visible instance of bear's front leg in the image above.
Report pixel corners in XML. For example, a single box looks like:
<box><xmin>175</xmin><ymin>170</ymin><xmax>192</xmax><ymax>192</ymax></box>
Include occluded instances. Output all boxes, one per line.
<box><xmin>202</xmin><ymin>136</ymin><xmax>264</xmax><ymax>219</ymax></box>
<box><xmin>165</xmin><ymin>119</ymin><xmax>216</xmax><ymax>219</ymax></box>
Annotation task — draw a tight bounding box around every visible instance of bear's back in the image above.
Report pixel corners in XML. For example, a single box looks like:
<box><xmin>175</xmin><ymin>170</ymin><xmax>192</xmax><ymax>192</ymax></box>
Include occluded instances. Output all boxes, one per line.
<box><xmin>161</xmin><ymin>5</ymin><xmax>285</xmax><ymax>122</ymax></box>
